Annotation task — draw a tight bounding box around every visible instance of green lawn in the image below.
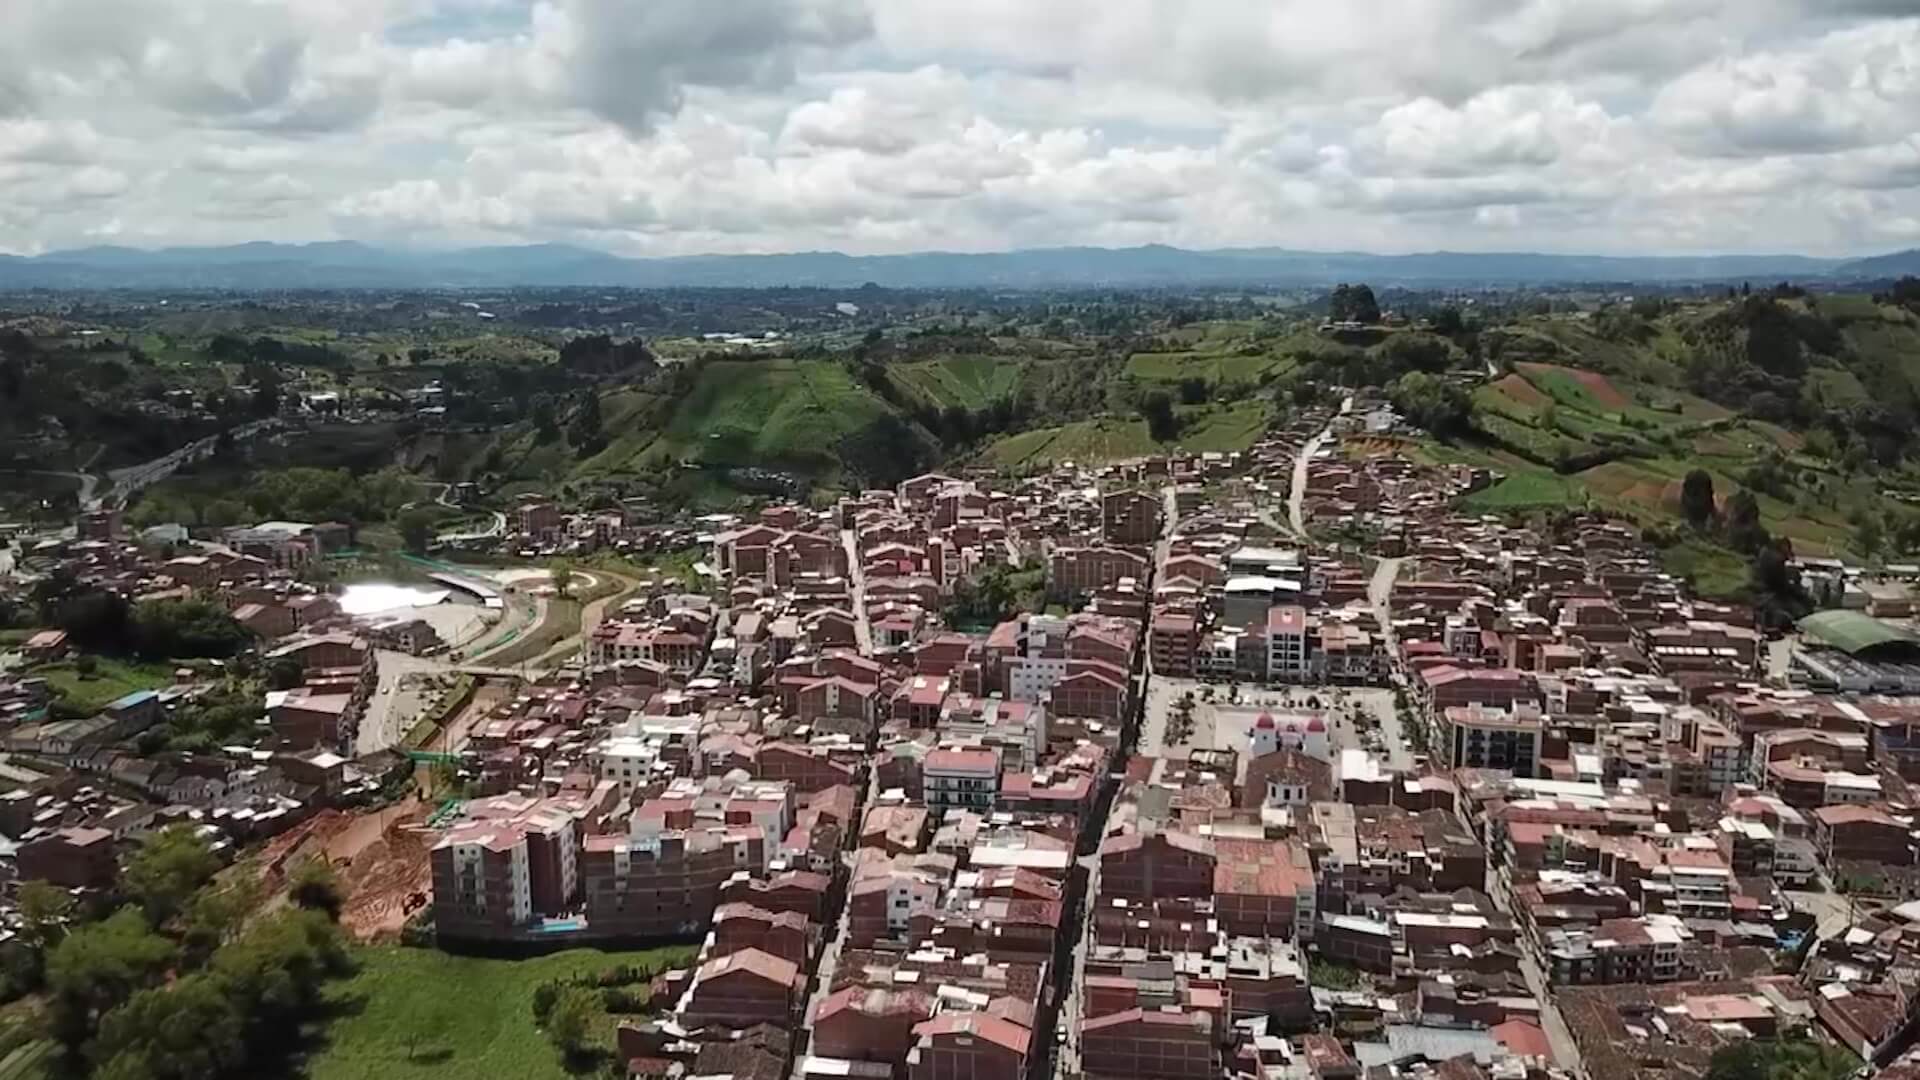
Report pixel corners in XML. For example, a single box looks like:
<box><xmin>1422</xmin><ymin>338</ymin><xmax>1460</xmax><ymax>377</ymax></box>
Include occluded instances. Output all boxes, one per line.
<box><xmin>310</xmin><ymin>944</ymin><xmax>695</xmax><ymax>1080</ymax></box>
<box><xmin>33</xmin><ymin>656</ymin><xmax>178</xmax><ymax>712</ymax></box>
<box><xmin>1459</xmin><ymin>469</ymin><xmax>1588</xmax><ymax>514</ymax></box>
<box><xmin>1660</xmin><ymin>539</ymin><xmax>1751</xmax><ymax>599</ymax></box>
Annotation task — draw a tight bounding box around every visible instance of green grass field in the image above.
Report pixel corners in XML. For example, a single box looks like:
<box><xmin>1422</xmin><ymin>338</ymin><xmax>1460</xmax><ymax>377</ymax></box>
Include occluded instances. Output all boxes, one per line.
<box><xmin>1176</xmin><ymin>401</ymin><xmax>1271</xmax><ymax>452</ymax></box>
<box><xmin>978</xmin><ymin>401</ymin><xmax>1270</xmax><ymax>470</ymax></box>
<box><xmin>1459</xmin><ymin>469</ymin><xmax>1588</xmax><ymax>514</ymax></box>
<box><xmin>1660</xmin><ymin>539</ymin><xmax>1751</xmax><ymax>599</ymax></box>
<box><xmin>310</xmin><ymin>944</ymin><xmax>695</xmax><ymax>1080</ymax></box>
<box><xmin>888</xmin><ymin>355</ymin><xmax>1030</xmax><ymax>409</ymax></box>
<box><xmin>978</xmin><ymin>418</ymin><xmax>1159</xmax><ymax>470</ymax></box>
<box><xmin>649</xmin><ymin>359</ymin><xmax>892</xmax><ymax>473</ymax></box>
<box><xmin>33</xmin><ymin>656</ymin><xmax>177</xmax><ymax>712</ymax></box>
<box><xmin>1125</xmin><ymin>349</ymin><xmax>1295</xmax><ymax>386</ymax></box>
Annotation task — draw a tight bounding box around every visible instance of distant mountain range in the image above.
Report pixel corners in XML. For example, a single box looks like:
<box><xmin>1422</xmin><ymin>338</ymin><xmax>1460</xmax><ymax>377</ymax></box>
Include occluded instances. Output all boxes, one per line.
<box><xmin>1</xmin><ymin>240</ymin><xmax>1916</xmax><ymax>290</ymax></box>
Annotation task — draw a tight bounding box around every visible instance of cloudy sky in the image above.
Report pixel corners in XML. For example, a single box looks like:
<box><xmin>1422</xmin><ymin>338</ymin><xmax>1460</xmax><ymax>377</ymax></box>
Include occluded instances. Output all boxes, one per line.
<box><xmin>1</xmin><ymin>0</ymin><xmax>1918</xmax><ymax>258</ymax></box>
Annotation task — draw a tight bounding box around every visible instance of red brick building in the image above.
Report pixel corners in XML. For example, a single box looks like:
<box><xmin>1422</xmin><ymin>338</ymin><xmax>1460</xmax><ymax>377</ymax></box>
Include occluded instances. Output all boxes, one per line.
<box><xmin>15</xmin><ymin>825</ymin><xmax>117</xmax><ymax>888</ymax></box>
<box><xmin>1102</xmin><ymin>490</ymin><xmax>1161</xmax><ymax>546</ymax></box>
<box><xmin>812</xmin><ymin>986</ymin><xmax>935</xmax><ymax>1064</ymax></box>
<box><xmin>1050</xmin><ymin>547</ymin><xmax>1150</xmax><ymax>598</ymax></box>
<box><xmin>1100</xmin><ymin>828</ymin><xmax>1216</xmax><ymax>902</ymax></box>
<box><xmin>679</xmin><ymin>948</ymin><xmax>801</xmax><ymax>1028</ymax></box>
<box><xmin>1052</xmin><ymin>661</ymin><xmax>1129</xmax><ymax>723</ymax></box>
<box><xmin>756</xmin><ymin>741</ymin><xmax>859</xmax><ymax>793</ymax></box>
<box><xmin>909</xmin><ymin>1012</ymin><xmax>1032</xmax><ymax>1080</ymax></box>
<box><xmin>1814</xmin><ymin>804</ymin><xmax>1915</xmax><ymax>866</ymax></box>
<box><xmin>1081</xmin><ymin>1008</ymin><xmax>1216</xmax><ymax>1080</ymax></box>
<box><xmin>711</xmin><ymin>902</ymin><xmax>816</xmax><ymax>965</ymax></box>
<box><xmin>581</xmin><ymin>830</ymin><xmax>764</xmax><ymax>938</ymax></box>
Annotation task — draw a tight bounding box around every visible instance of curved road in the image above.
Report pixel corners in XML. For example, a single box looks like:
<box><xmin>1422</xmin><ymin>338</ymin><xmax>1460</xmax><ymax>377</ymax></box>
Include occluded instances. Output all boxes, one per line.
<box><xmin>1286</xmin><ymin>396</ymin><xmax>1356</xmax><ymax>536</ymax></box>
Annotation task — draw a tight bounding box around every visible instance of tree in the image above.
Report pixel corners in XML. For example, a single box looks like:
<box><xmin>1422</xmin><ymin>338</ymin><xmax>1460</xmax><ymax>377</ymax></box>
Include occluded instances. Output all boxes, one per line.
<box><xmin>52</xmin><ymin>588</ymin><xmax>132</xmax><ymax>651</ymax></box>
<box><xmin>75</xmin><ymin>654</ymin><xmax>99</xmax><ymax>677</ymax></box>
<box><xmin>289</xmin><ymin>858</ymin><xmax>344</xmax><ymax>921</ymax></box>
<box><xmin>1177</xmin><ymin>377</ymin><xmax>1209</xmax><ymax>405</ymax></box>
<box><xmin>399</xmin><ymin>507</ymin><xmax>438</xmax><ymax>554</ymax></box>
<box><xmin>123</xmin><ymin>826</ymin><xmax>221</xmax><ymax>926</ymax></box>
<box><xmin>90</xmin><ymin>973</ymin><xmax>246</xmax><ymax>1080</ymax></box>
<box><xmin>1388</xmin><ymin>372</ymin><xmax>1470</xmax><ymax>436</ymax></box>
<box><xmin>264</xmin><ymin>656</ymin><xmax>304</xmax><ymax>691</ymax></box>
<box><xmin>130</xmin><ymin>598</ymin><xmax>249</xmax><ymax>660</ymax></box>
<box><xmin>548</xmin><ymin>557</ymin><xmax>577</xmax><ymax>600</ymax></box>
<box><xmin>1680</xmin><ymin>469</ymin><xmax>1716</xmax><ymax>529</ymax></box>
<box><xmin>1139</xmin><ymin>391</ymin><xmax>1178</xmax><ymax>442</ymax></box>
<box><xmin>1855</xmin><ymin>513</ymin><xmax>1886</xmax><ymax>563</ymax></box>
<box><xmin>1379</xmin><ymin>332</ymin><xmax>1452</xmax><ymax>374</ymax></box>
<box><xmin>17</xmin><ymin>880</ymin><xmax>76</xmax><ymax>950</ymax></box>
<box><xmin>1724</xmin><ymin>489</ymin><xmax>1767</xmax><ymax>554</ymax></box>
<box><xmin>545</xmin><ymin>986</ymin><xmax>599</xmax><ymax>1057</ymax></box>
<box><xmin>1706</xmin><ymin>1034</ymin><xmax>1854</xmax><ymax>1080</ymax></box>
<box><xmin>46</xmin><ymin>909</ymin><xmax>177</xmax><ymax>1047</ymax></box>
<box><xmin>179</xmin><ymin>882</ymin><xmax>258</xmax><ymax>968</ymax></box>
<box><xmin>568</xmin><ymin>392</ymin><xmax>605</xmax><ymax>455</ymax></box>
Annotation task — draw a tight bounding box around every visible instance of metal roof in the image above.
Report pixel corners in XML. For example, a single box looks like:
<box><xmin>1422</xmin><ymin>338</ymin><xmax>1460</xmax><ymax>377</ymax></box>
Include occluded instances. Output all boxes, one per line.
<box><xmin>1798</xmin><ymin>609</ymin><xmax>1920</xmax><ymax>656</ymax></box>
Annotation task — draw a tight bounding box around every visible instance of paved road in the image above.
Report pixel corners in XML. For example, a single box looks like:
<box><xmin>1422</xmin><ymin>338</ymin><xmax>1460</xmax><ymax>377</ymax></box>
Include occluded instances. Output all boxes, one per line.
<box><xmin>793</xmin><ymin>760</ymin><xmax>878</xmax><ymax>1078</ymax></box>
<box><xmin>1787</xmin><ymin>875</ymin><xmax>1859</xmax><ymax>939</ymax></box>
<box><xmin>355</xmin><ymin>651</ymin><xmax>456</xmax><ymax>755</ymax></box>
<box><xmin>1287</xmin><ymin>397</ymin><xmax>1355</xmax><ymax>537</ymax></box>
<box><xmin>840</xmin><ymin>527</ymin><xmax>874</xmax><ymax>656</ymax></box>
<box><xmin>1490</xmin><ymin>869</ymin><xmax>1586</xmax><ymax>1076</ymax></box>
<box><xmin>91</xmin><ymin>418</ymin><xmax>280</xmax><ymax>510</ymax></box>
<box><xmin>1056</xmin><ymin>848</ymin><xmax>1101</xmax><ymax>1079</ymax></box>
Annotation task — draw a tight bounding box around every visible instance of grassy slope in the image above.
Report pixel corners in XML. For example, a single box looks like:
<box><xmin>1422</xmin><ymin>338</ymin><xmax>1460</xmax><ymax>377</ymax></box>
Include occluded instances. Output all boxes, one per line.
<box><xmin>978</xmin><ymin>400</ymin><xmax>1272</xmax><ymax>470</ymax></box>
<box><xmin>1661</xmin><ymin>538</ymin><xmax>1752</xmax><ymax>599</ymax></box>
<box><xmin>562</xmin><ymin>359</ymin><xmax>897</xmax><ymax>483</ymax></box>
<box><xmin>311</xmin><ymin>944</ymin><xmax>694</xmax><ymax>1080</ymax></box>
<box><xmin>888</xmin><ymin>355</ymin><xmax>1032</xmax><ymax>409</ymax></box>
<box><xmin>1455</xmin><ymin>315</ymin><xmax>1900</xmax><ymax>556</ymax></box>
<box><xmin>32</xmin><ymin>657</ymin><xmax>177</xmax><ymax>712</ymax></box>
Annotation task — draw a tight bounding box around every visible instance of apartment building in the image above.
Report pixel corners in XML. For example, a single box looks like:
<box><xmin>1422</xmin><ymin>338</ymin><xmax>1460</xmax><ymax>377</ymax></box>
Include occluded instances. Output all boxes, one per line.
<box><xmin>923</xmin><ymin>747</ymin><xmax>1000</xmax><ymax>815</ymax></box>
<box><xmin>1436</xmin><ymin>703</ymin><xmax>1545</xmax><ymax>777</ymax></box>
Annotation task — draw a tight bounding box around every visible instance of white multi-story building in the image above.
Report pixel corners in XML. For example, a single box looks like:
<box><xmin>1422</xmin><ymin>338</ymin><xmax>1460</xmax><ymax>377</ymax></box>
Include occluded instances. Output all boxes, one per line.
<box><xmin>923</xmin><ymin>747</ymin><xmax>1000</xmax><ymax>814</ymax></box>
<box><xmin>1006</xmin><ymin>614</ymin><xmax>1070</xmax><ymax>703</ymax></box>
<box><xmin>1266</xmin><ymin>605</ymin><xmax>1311</xmax><ymax>684</ymax></box>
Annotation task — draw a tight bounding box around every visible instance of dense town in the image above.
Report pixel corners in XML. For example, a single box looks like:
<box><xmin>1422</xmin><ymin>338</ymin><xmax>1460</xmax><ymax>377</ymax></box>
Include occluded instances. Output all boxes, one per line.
<box><xmin>9</xmin><ymin>394</ymin><xmax>1920</xmax><ymax>1080</ymax></box>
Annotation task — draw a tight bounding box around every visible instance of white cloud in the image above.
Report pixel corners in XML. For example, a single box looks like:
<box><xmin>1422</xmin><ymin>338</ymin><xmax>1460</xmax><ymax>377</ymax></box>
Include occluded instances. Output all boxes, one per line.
<box><xmin>0</xmin><ymin>0</ymin><xmax>1916</xmax><ymax>256</ymax></box>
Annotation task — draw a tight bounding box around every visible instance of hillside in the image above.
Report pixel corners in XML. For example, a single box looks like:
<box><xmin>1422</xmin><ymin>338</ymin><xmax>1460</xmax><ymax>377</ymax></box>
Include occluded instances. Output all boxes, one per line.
<box><xmin>1425</xmin><ymin>288</ymin><xmax>1920</xmax><ymax>580</ymax></box>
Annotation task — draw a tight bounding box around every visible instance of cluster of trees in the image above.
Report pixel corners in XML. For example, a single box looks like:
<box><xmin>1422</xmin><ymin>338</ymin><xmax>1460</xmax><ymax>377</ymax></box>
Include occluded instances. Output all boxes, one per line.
<box><xmin>557</xmin><ymin>334</ymin><xmax>657</xmax><ymax>377</ymax></box>
<box><xmin>29</xmin><ymin>576</ymin><xmax>251</xmax><ymax>660</ymax></box>
<box><xmin>135</xmin><ymin>681</ymin><xmax>265</xmax><ymax>755</ymax></box>
<box><xmin>529</xmin><ymin>959</ymin><xmax>678</xmax><ymax>1066</ymax></box>
<box><xmin>942</xmin><ymin>562</ymin><xmax>1048</xmax><ymax>627</ymax></box>
<box><xmin>5</xmin><ymin>828</ymin><xmax>351</xmax><ymax>1080</ymax></box>
<box><xmin>1139</xmin><ymin>391</ymin><xmax>1180</xmax><ymax>442</ymax></box>
<box><xmin>128</xmin><ymin>466</ymin><xmax>416</xmax><ymax>532</ymax></box>
<box><xmin>1704</xmin><ymin>1032</ymin><xmax>1856</xmax><ymax>1080</ymax></box>
<box><xmin>835</xmin><ymin>413</ymin><xmax>938</xmax><ymax>489</ymax></box>
<box><xmin>1675</xmin><ymin>469</ymin><xmax>1810</xmax><ymax>627</ymax></box>
<box><xmin>1679</xmin><ymin>294</ymin><xmax>1920</xmax><ymax>470</ymax></box>
<box><xmin>0</xmin><ymin>335</ymin><xmax>225</xmax><ymax>467</ymax></box>
<box><xmin>1388</xmin><ymin>372</ymin><xmax>1472</xmax><ymax>437</ymax></box>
